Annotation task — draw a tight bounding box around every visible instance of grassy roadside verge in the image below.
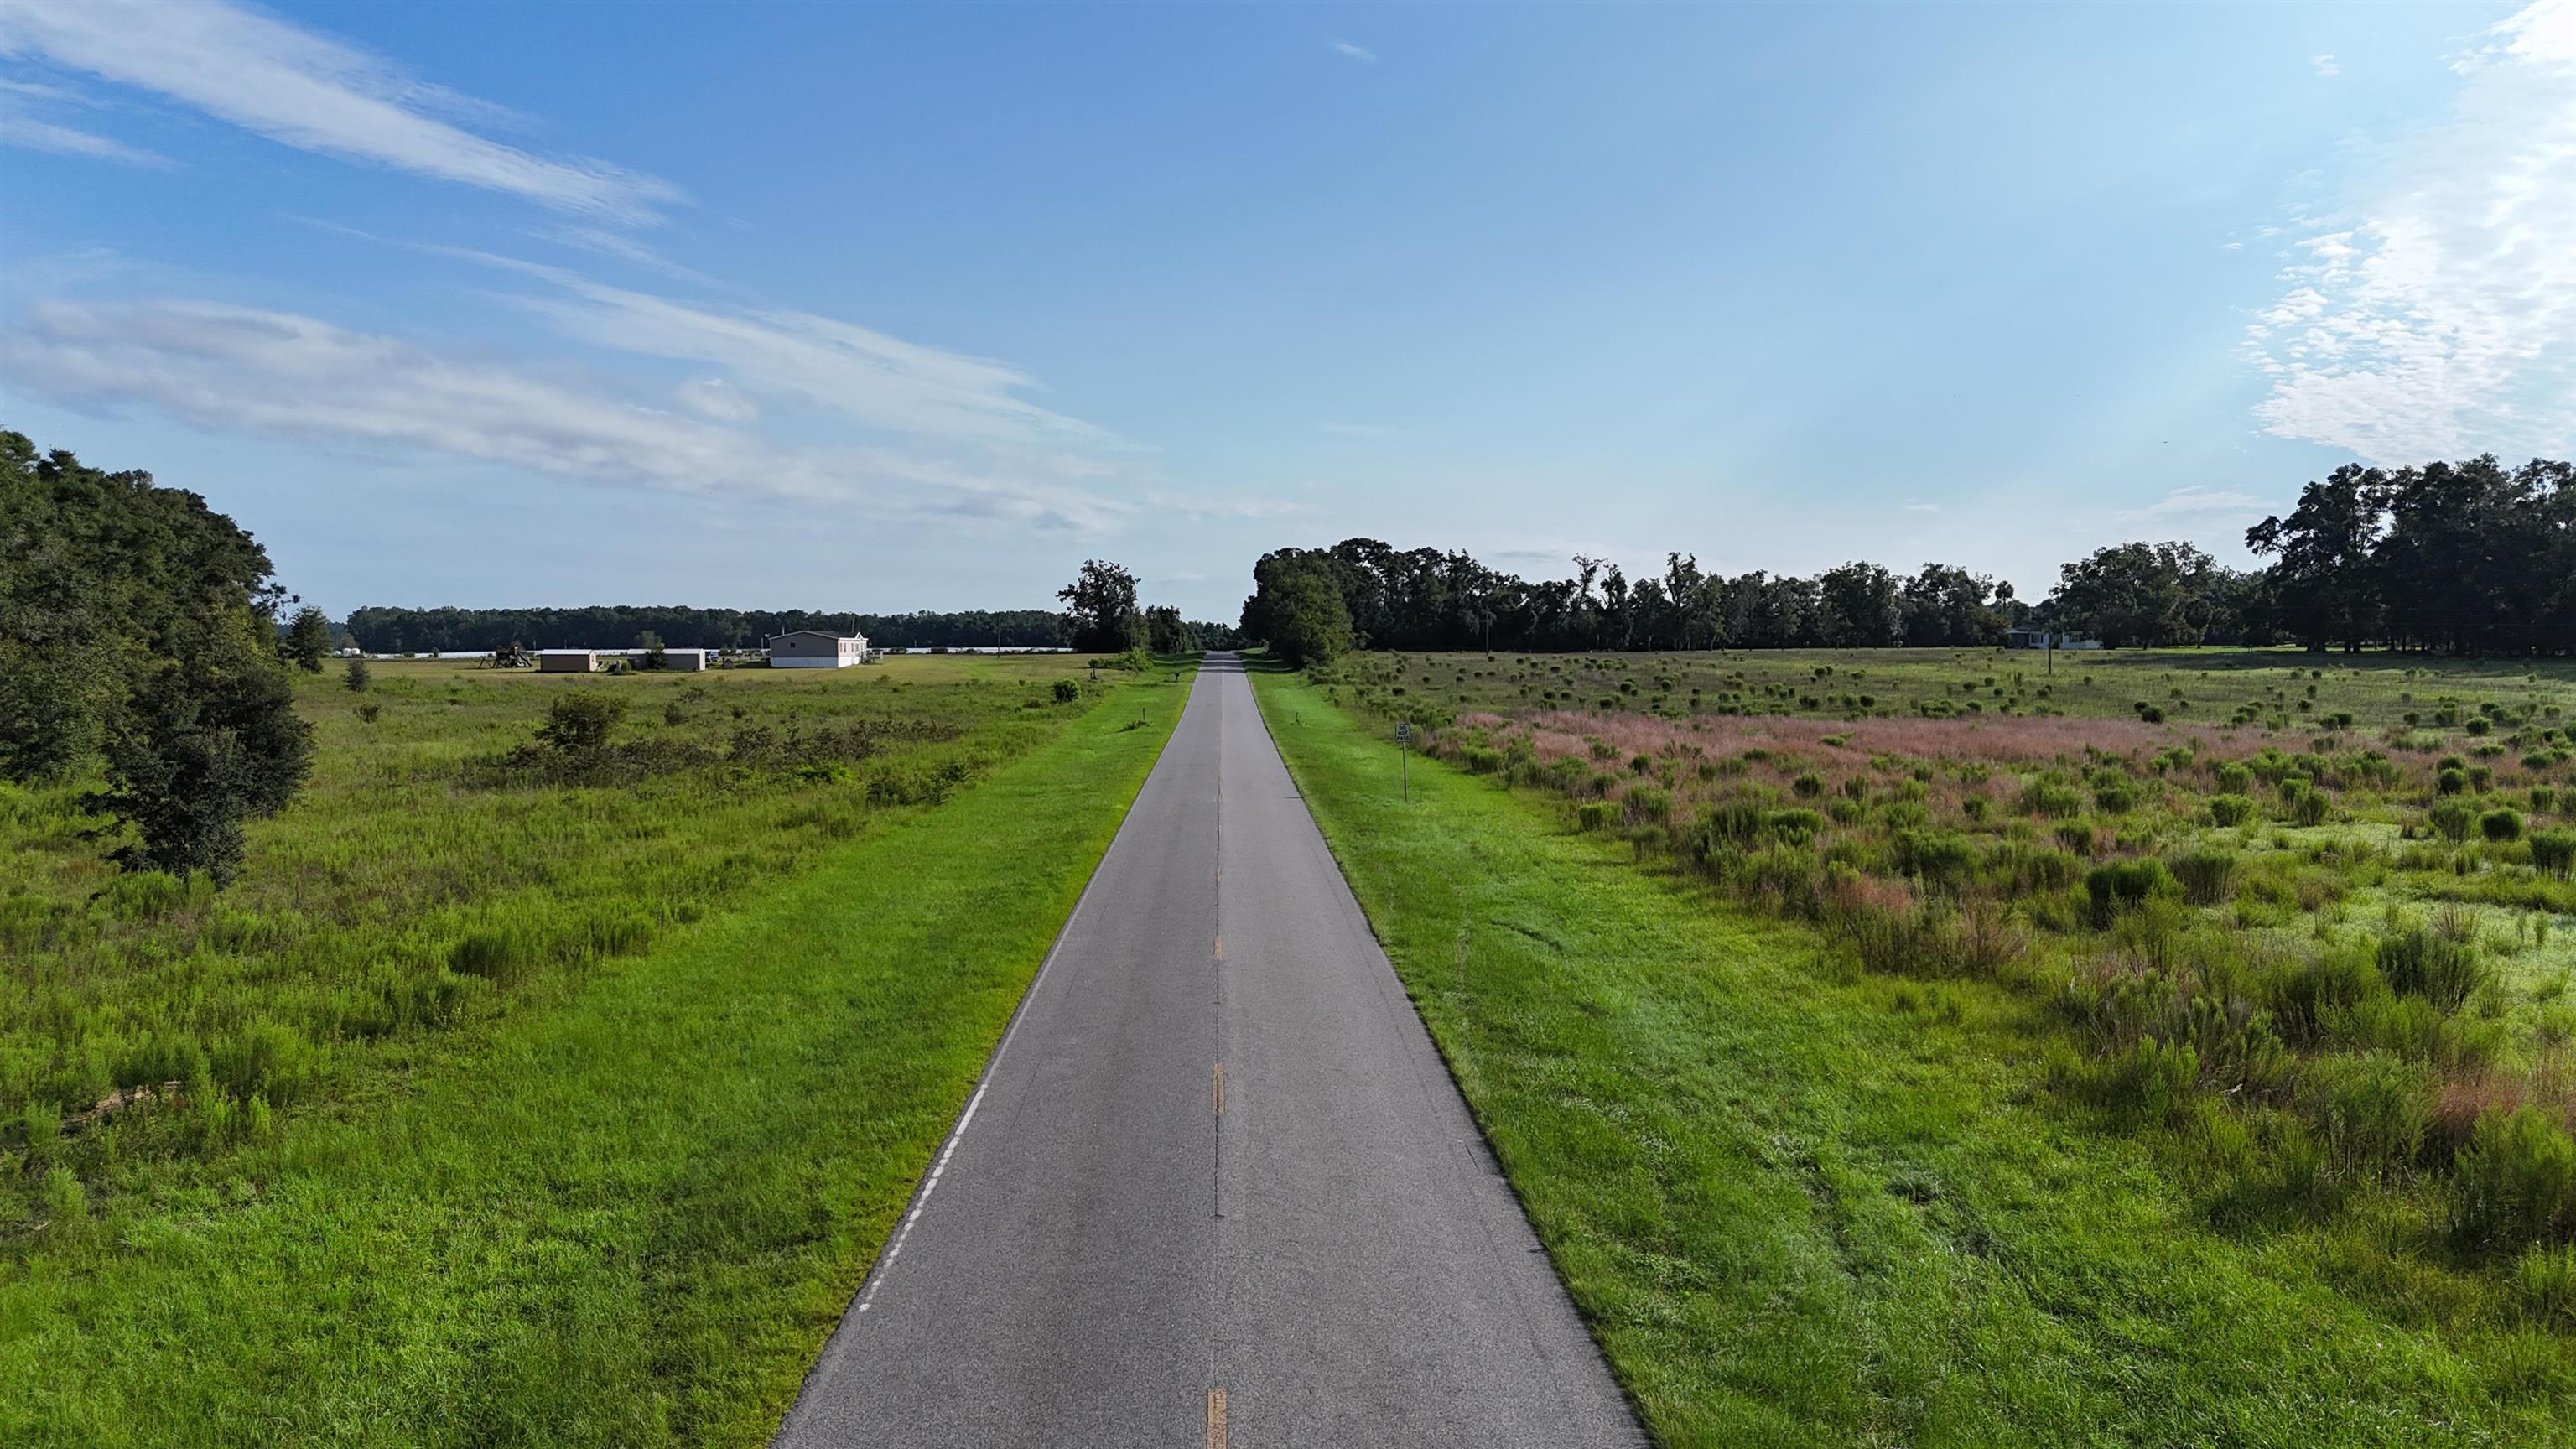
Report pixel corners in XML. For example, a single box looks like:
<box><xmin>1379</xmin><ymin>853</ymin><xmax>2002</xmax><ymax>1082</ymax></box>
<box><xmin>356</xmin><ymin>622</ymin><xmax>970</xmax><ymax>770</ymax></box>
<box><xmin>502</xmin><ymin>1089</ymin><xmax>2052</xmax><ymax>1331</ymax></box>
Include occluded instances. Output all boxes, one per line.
<box><xmin>1249</xmin><ymin>665</ymin><xmax>2566</xmax><ymax>1447</ymax></box>
<box><xmin>0</xmin><ymin>673</ymin><xmax>1190</xmax><ymax>1447</ymax></box>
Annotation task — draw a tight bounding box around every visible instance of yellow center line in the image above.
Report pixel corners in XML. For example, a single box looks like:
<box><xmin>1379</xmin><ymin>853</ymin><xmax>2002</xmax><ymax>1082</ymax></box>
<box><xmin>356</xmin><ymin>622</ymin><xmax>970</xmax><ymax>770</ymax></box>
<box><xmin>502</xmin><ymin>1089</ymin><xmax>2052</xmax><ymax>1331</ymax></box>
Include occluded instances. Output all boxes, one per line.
<box><xmin>1207</xmin><ymin>1388</ymin><xmax>1228</xmax><ymax>1449</ymax></box>
<box><xmin>1213</xmin><ymin>933</ymin><xmax>1223</xmax><ymax>961</ymax></box>
<box><xmin>1213</xmin><ymin>1062</ymin><xmax>1224</xmax><ymax>1115</ymax></box>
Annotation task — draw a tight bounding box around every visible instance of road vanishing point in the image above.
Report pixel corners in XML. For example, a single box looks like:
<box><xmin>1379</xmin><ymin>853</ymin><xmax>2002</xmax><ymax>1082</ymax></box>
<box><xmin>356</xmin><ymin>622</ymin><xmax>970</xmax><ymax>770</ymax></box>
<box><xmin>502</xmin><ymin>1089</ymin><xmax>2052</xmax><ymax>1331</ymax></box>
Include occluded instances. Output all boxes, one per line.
<box><xmin>776</xmin><ymin>654</ymin><xmax>1643</xmax><ymax>1447</ymax></box>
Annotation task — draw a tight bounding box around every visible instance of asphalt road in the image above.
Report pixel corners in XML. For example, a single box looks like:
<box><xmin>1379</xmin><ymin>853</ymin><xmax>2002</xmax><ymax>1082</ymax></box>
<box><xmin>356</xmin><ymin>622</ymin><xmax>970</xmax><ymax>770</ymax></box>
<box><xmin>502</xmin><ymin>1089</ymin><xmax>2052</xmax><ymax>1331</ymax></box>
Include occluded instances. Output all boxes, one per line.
<box><xmin>776</xmin><ymin>654</ymin><xmax>1642</xmax><ymax>1448</ymax></box>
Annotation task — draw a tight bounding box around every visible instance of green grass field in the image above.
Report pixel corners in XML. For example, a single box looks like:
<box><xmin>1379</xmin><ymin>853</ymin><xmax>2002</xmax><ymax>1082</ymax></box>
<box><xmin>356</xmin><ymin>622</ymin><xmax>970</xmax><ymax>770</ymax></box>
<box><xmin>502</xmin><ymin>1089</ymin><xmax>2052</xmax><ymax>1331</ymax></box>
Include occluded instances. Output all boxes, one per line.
<box><xmin>0</xmin><ymin>653</ymin><xmax>1190</xmax><ymax>1445</ymax></box>
<box><xmin>1253</xmin><ymin>656</ymin><xmax>2575</xmax><ymax>1446</ymax></box>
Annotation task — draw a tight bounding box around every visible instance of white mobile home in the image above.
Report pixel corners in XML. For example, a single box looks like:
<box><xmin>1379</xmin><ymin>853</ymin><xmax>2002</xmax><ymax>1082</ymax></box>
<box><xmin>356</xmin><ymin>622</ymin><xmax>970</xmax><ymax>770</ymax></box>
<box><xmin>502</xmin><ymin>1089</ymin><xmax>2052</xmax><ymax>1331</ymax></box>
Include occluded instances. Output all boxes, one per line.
<box><xmin>536</xmin><ymin>650</ymin><xmax>599</xmax><ymax>673</ymax></box>
<box><xmin>767</xmin><ymin>631</ymin><xmax>869</xmax><ymax>668</ymax></box>
<box><xmin>2004</xmin><ymin>628</ymin><xmax>2102</xmax><ymax>652</ymax></box>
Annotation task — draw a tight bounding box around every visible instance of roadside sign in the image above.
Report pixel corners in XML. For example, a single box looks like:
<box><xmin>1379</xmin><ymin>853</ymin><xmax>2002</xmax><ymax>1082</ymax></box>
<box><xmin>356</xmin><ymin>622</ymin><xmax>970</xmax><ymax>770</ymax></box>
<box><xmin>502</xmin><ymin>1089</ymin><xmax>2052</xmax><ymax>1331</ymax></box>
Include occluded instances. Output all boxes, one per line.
<box><xmin>1394</xmin><ymin>721</ymin><xmax>1412</xmax><ymax>745</ymax></box>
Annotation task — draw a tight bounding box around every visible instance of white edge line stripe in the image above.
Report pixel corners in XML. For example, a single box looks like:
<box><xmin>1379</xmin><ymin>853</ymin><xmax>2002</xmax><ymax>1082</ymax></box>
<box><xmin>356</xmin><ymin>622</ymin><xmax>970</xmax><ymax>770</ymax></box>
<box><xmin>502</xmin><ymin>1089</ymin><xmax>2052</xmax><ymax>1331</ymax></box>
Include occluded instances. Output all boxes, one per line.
<box><xmin>831</xmin><ymin>673</ymin><xmax>1201</xmax><ymax>1326</ymax></box>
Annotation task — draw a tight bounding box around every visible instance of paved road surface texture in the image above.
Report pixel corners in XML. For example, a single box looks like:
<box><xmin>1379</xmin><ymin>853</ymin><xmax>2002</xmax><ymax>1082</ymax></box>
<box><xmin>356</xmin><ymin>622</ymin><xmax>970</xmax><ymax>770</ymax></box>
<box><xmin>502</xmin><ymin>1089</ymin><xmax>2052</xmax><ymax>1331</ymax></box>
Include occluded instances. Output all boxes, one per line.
<box><xmin>776</xmin><ymin>654</ymin><xmax>1641</xmax><ymax>1448</ymax></box>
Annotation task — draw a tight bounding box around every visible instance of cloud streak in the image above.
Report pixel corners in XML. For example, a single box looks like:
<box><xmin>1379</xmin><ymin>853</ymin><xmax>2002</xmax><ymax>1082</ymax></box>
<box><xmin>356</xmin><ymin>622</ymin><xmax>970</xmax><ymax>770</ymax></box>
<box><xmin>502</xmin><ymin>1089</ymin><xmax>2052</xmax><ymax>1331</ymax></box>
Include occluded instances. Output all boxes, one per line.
<box><xmin>1330</xmin><ymin>39</ymin><xmax>1379</xmax><ymax>64</ymax></box>
<box><xmin>2246</xmin><ymin>0</ymin><xmax>2576</xmax><ymax>463</ymax></box>
<box><xmin>0</xmin><ymin>0</ymin><xmax>681</xmax><ymax>218</ymax></box>
<box><xmin>0</xmin><ymin>297</ymin><xmax>1133</xmax><ymax>530</ymax></box>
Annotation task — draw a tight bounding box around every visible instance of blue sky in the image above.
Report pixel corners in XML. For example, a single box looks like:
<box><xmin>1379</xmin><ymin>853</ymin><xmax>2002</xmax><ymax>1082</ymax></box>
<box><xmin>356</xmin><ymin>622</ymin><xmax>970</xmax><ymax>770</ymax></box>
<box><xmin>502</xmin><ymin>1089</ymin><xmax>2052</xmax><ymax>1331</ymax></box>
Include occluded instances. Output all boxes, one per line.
<box><xmin>3</xmin><ymin>1</ymin><xmax>2571</xmax><ymax>623</ymax></box>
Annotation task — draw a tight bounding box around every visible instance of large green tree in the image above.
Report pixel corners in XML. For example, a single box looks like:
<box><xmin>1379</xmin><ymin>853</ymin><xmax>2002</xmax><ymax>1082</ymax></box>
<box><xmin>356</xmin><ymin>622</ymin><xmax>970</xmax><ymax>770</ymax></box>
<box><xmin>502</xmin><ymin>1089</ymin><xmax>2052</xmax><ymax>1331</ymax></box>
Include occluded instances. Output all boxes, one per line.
<box><xmin>1057</xmin><ymin>559</ymin><xmax>1145</xmax><ymax>654</ymax></box>
<box><xmin>0</xmin><ymin>429</ymin><xmax>314</xmax><ymax>881</ymax></box>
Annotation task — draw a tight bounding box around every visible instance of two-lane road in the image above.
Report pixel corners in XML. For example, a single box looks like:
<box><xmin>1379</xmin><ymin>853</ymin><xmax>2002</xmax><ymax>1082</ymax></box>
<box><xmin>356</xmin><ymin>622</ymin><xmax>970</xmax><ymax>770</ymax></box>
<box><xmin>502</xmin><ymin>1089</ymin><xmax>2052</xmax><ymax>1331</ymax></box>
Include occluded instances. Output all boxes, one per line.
<box><xmin>776</xmin><ymin>654</ymin><xmax>1640</xmax><ymax>1447</ymax></box>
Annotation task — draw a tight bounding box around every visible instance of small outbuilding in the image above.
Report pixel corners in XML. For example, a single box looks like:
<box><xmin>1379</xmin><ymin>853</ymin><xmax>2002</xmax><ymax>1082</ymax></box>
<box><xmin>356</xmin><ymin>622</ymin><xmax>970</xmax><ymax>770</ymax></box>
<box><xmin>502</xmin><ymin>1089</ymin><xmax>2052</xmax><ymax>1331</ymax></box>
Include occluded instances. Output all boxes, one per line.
<box><xmin>767</xmin><ymin>631</ymin><xmax>869</xmax><ymax>668</ymax></box>
<box><xmin>536</xmin><ymin>650</ymin><xmax>600</xmax><ymax>673</ymax></box>
<box><xmin>632</xmin><ymin>647</ymin><xmax>711</xmax><ymax>672</ymax></box>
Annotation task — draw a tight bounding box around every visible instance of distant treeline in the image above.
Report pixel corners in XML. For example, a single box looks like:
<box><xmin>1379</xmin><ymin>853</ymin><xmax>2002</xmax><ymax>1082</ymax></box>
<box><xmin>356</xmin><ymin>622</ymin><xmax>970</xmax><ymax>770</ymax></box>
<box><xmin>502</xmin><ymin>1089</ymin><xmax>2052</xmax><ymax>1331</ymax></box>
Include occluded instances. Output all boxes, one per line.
<box><xmin>344</xmin><ymin>606</ymin><xmax>1077</xmax><ymax>653</ymax></box>
<box><xmin>2247</xmin><ymin>457</ymin><xmax>2575</xmax><ymax>655</ymax></box>
<box><xmin>1242</xmin><ymin>455</ymin><xmax>2576</xmax><ymax>663</ymax></box>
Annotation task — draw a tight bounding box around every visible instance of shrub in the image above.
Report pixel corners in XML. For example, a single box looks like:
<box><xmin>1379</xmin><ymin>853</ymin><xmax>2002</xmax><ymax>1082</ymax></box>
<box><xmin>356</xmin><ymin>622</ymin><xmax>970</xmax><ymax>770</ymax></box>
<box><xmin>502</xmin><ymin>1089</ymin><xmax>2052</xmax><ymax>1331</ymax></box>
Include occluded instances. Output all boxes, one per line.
<box><xmin>1052</xmin><ymin>678</ymin><xmax>1080</xmax><ymax>704</ymax></box>
<box><xmin>2454</xmin><ymin>1108</ymin><xmax>2576</xmax><ymax>1253</ymax></box>
<box><xmin>2301</xmin><ymin>1050</ymin><xmax>2434</xmax><ymax>1176</ymax></box>
<box><xmin>1791</xmin><ymin>771</ymin><xmax>1825</xmax><ymax>798</ymax></box>
<box><xmin>2020</xmin><ymin>780</ymin><xmax>2085</xmax><ymax>818</ymax></box>
<box><xmin>2481</xmin><ymin>808</ymin><xmax>2525</xmax><ymax>844</ymax></box>
<box><xmin>2085</xmin><ymin>859</ymin><xmax>2174</xmax><ymax>926</ymax></box>
<box><xmin>2438</xmin><ymin>768</ymin><xmax>2468</xmax><ymax>796</ymax></box>
<box><xmin>344</xmin><ymin>655</ymin><xmax>371</xmax><ymax>693</ymax></box>
<box><xmin>1891</xmin><ymin>829</ymin><xmax>1977</xmax><ymax>892</ymax></box>
<box><xmin>2214</xmin><ymin>761</ymin><xmax>2253</xmax><ymax>794</ymax></box>
<box><xmin>2429</xmin><ymin>801</ymin><xmax>2474</xmax><ymax>844</ymax></box>
<box><xmin>449</xmin><ymin>927</ymin><xmax>539</xmax><ymax>986</ymax></box>
<box><xmin>1575</xmin><ymin>801</ymin><xmax>1614</xmax><ymax>833</ymax></box>
<box><xmin>2173</xmin><ymin>848</ymin><xmax>2240</xmax><ymax>905</ymax></box>
<box><xmin>2094</xmin><ymin>783</ymin><xmax>2137</xmax><ymax>814</ymax></box>
<box><xmin>2378</xmin><ymin>920</ymin><xmax>2491</xmax><ymax>1013</ymax></box>
<box><xmin>536</xmin><ymin>693</ymin><xmax>629</xmax><ymax>754</ymax></box>
<box><xmin>1621</xmin><ymin>787</ymin><xmax>1672</xmax><ymax>827</ymax></box>
<box><xmin>2532</xmin><ymin>830</ymin><xmax>2576</xmax><ymax>880</ymax></box>
<box><xmin>2287</xmin><ymin>787</ymin><xmax>2331</xmax><ymax>828</ymax></box>
<box><xmin>2103</xmin><ymin>1037</ymin><xmax>2198</xmax><ymax>1128</ymax></box>
<box><xmin>2264</xmin><ymin>944</ymin><xmax>2381</xmax><ymax>1046</ymax></box>
<box><xmin>2208</xmin><ymin>794</ymin><xmax>2257</xmax><ymax>827</ymax></box>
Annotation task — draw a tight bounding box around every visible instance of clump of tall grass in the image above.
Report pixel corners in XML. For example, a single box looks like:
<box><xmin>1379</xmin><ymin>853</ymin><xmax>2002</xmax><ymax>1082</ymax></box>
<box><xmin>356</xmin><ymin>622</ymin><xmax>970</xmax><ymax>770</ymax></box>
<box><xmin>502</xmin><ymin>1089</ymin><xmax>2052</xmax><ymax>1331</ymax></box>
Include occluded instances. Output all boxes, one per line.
<box><xmin>2378</xmin><ymin>912</ymin><xmax>2491</xmax><ymax>1014</ymax></box>
<box><xmin>2454</xmin><ymin>1107</ymin><xmax>2576</xmax><ymax>1253</ymax></box>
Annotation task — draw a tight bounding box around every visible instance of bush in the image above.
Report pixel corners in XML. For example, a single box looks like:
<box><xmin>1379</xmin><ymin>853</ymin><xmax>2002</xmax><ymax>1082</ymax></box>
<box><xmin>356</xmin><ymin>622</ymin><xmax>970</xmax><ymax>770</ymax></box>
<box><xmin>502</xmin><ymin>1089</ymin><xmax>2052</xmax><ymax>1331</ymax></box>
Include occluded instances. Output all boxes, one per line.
<box><xmin>2378</xmin><ymin>919</ymin><xmax>2490</xmax><ymax>1013</ymax></box>
<box><xmin>2208</xmin><ymin>794</ymin><xmax>2257</xmax><ymax>827</ymax></box>
<box><xmin>2438</xmin><ymin>767</ymin><xmax>2468</xmax><ymax>796</ymax></box>
<box><xmin>344</xmin><ymin>655</ymin><xmax>371</xmax><ymax>692</ymax></box>
<box><xmin>2300</xmin><ymin>1050</ymin><xmax>2434</xmax><ymax>1176</ymax></box>
<box><xmin>2173</xmin><ymin>849</ymin><xmax>2240</xmax><ymax>905</ymax></box>
<box><xmin>2020</xmin><ymin>780</ymin><xmax>2085</xmax><ymax>818</ymax></box>
<box><xmin>2430</xmin><ymin>801</ymin><xmax>2474</xmax><ymax>844</ymax></box>
<box><xmin>2454</xmin><ymin>1108</ymin><xmax>2576</xmax><ymax>1252</ymax></box>
<box><xmin>1576</xmin><ymin>801</ymin><xmax>1614</xmax><ymax>833</ymax></box>
<box><xmin>2103</xmin><ymin>1037</ymin><xmax>2198</xmax><ymax>1128</ymax></box>
<box><xmin>537</xmin><ymin>693</ymin><xmax>629</xmax><ymax>754</ymax></box>
<box><xmin>2532</xmin><ymin>830</ymin><xmax>2576</xmax><ymax>880</ymax></box>
<box><xmin>2481</xmin><ymin>808</ymin><xmax>2525</xmax><ymax>844</ymax></box>
<box><xmin>2085</xmin><ymin>859</ymin><xmax>2173</xmax><ymax>926</ymax></box>
<box><xmin>2214</xmin><ymin>761</ymin><xmax>2253</xmax><ymax>794</ymax></box>
<box><xmin>1052</xmin><ymin>678</ymin><xmax>1080</xmax><ymax>704</ymax></box>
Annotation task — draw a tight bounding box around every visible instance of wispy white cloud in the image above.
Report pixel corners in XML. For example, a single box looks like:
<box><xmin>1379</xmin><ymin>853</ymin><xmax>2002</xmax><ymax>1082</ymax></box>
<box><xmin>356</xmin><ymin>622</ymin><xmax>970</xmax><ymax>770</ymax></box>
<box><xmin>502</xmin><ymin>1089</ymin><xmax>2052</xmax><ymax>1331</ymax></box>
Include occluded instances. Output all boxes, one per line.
<box><xmin>1903</xmin><ymin>502</ymin><xmax>1942</xmax><ymax>513</ymax></box>
<box><xmin>0</xmin><ymin>0</ymin><xmax>680</xmax><ymax>218</ymax></box>
<box><xmin>1142</xmin><ymin>491</ymin><xmax>1303</xmax><ymax>522</ymax></box>
<box><xmin>512</xmin><ymin>274</ymin><xmax>1129</xmax><ymax>450</ymax></box>
<box><xmin>675</xmin><ymin>376</ymin><xmax>757</xmax><ymax>423</ymax></box>
<box><xmin>1318</xmin><ymin>421</ymin><xmax>1423</xmax><ymax>440</ymax></box>
<box><xmin>2247</xmin><ymin>0</ymin><xmax>2576</xmax><ymax>463</ymax></box>
<box><xmin>1329</xmin><ymin>39</ymin><xmax>1379</xmax><ymax>64</ymax></box>
<box><xmin>2311</xmin><ymin>54</ymin><xmax>2342</xmax><ymax>78</ymax></box>
<box><xmin>2124</xmin><ymin>486</ymin><xmax>2269</xmax><ymax>521</ymax></box>
<box><xmin>1</xmin><ymin>111</ymin><xmax>169</xmax><ymax>166</ymax></box>
<box><xmin>0</xmin><ymin>297</ymin><xmax>1132</xmax><ymax>531</ymax></box>
<box><xmin>534</xmin><ymin>226</ymin><xmax>724</xmax><ymax>286</ymax></box>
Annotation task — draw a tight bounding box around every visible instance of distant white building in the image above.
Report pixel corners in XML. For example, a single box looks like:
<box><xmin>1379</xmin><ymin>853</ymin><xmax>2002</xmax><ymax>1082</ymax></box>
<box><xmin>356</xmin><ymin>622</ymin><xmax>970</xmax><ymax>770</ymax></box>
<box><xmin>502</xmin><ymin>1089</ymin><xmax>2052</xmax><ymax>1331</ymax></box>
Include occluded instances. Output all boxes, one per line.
<box><xmin>2005</xmin><ymin>627</ymin><xmax>2102</xmax><ymax>652</ymax></box>
<box><xmin>536</xmin><ymin>650</ymin><xmax>600</xmax><ymax>673</ymax></box>
<box><xmin>631</xmin><ymin>647</ymin><xmax>711</xmax><ymax>672</ymax></box>
<box><xmin>767</xmin><ymin>631</ymin><xmax>869</xmax><ymax>668</ymax></box>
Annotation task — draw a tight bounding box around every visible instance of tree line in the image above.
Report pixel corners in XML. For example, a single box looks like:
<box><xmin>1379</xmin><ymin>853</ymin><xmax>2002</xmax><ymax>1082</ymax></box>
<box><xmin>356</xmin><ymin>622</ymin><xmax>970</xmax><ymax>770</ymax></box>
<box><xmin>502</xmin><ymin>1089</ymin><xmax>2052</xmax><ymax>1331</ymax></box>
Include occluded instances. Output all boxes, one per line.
<box><xmin>1242</xmin><ymin>454</ymin><xmax>2575</xmax><ymax>664</ymax></box>
<box><xmin>2246</xmin><ymin>457</ymin><xmax>2576</xmax><ymax>654</ymax></box>
<box><xmin>345</xmin><ymin>605</ymin><xmax>1078</xmax><ymax>653</ymax></box>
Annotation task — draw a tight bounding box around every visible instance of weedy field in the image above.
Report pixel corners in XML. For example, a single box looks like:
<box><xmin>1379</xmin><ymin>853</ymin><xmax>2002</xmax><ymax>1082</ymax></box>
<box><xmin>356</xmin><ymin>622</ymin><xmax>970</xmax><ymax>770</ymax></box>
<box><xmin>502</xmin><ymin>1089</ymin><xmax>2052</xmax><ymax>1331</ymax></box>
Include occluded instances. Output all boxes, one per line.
<box><xmin>0</xmin><ymin>652</ymin><xmax>1190</xmax><ymax>1445</ymax></box>
<box><xmin>1265</xmin><ymin>646</ymin><xmax>2576</xmax><ymax>1445</ymax></box>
